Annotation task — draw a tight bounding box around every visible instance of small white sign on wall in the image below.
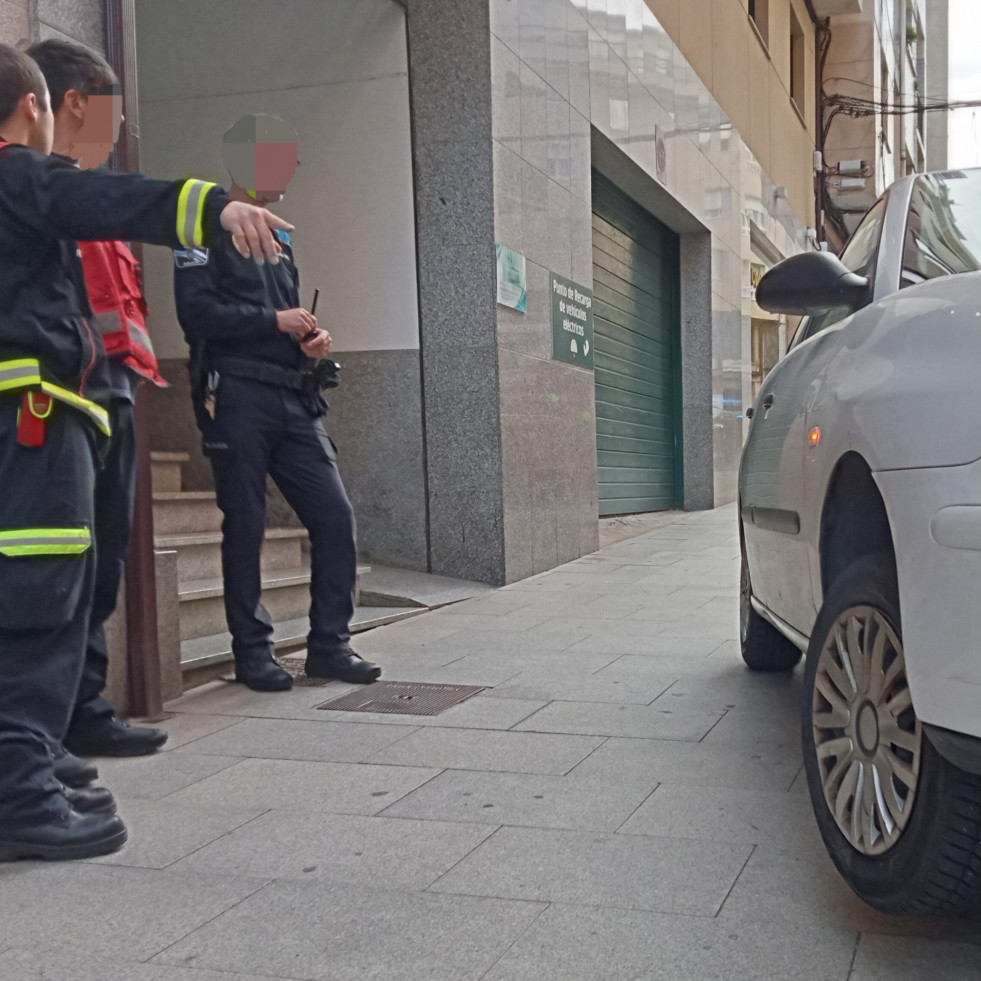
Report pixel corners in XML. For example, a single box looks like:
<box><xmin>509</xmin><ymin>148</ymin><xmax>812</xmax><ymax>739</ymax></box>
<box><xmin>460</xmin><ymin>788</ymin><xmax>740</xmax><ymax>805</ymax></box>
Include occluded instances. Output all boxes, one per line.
<box><xmin>496</xmin><ymin>244</ymin><xmax>527</xmax><ymax>313</ymax></box>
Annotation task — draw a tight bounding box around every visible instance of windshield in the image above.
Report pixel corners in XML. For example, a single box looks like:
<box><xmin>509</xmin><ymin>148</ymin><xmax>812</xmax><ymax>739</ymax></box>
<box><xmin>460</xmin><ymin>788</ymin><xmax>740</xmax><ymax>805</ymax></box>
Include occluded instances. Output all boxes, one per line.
<box><xmin>902</xmin><ymin>169</ymin><xmax>981</xmax><ymax>287</ymax></box>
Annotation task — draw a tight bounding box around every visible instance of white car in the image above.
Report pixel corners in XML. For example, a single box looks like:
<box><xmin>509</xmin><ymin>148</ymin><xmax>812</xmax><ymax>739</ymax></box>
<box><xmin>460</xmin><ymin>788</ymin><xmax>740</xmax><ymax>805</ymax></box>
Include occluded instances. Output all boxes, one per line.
<box><xmin>741</xmin><ymin>167</ymin><xmax>981</xmax><ymax>915</ymax></box>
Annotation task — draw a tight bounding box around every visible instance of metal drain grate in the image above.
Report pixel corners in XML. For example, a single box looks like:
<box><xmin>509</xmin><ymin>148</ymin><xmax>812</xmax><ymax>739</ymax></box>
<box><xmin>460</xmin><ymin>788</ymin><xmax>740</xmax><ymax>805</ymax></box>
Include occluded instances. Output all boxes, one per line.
<box><xmin>317</xmin><ymin>681</ymin><xmax>485</xmax><ymax>716</ymax></box>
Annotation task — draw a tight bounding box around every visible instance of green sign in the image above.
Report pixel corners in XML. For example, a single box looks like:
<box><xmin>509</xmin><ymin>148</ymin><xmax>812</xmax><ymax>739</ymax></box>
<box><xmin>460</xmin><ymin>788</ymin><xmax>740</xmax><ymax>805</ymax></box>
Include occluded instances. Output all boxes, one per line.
<box><xmin>551</xmin><ymin>273</ymin><xmax>594</xmax><ymax>369</ymax></box>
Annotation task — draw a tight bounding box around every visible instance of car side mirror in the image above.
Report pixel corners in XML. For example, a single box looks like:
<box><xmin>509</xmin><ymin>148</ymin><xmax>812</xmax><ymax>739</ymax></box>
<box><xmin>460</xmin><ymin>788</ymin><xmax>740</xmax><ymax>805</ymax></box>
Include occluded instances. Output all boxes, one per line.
<box><xmin>756</xmin><ymin>251</ymin><xmax>870</xmax><ymax>316</ymax></box>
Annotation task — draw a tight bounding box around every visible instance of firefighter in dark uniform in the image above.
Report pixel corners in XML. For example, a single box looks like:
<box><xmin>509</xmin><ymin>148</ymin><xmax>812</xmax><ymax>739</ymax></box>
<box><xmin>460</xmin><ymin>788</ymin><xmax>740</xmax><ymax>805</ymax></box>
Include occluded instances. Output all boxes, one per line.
<box><xmin>174</xmin><ymin>114</ymin><xmax>381</xmax><ymax>693</ymax></box>
<box><xmin>28</xmin><ymin>40</ymin><xmax>169</xmax><ymax>778</ymax></box>
<box><xmin>0</xmin><ymin>45</ymin><xmax>290</xmax><ymax>862</ymax></box>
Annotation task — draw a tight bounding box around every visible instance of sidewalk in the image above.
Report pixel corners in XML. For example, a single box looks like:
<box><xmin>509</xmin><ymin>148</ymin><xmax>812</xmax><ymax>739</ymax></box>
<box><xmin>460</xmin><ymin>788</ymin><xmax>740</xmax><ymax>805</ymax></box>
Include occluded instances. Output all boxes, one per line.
<box><xmin>2</xmin><ymin>505</ymin><xmax>979</xmax><ymax>980</ymax></box>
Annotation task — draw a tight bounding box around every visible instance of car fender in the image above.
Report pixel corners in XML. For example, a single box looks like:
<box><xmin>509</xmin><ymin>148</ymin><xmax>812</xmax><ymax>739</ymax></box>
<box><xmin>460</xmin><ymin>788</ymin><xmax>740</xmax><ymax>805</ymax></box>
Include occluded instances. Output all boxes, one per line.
<box><xmin>875</xmin><ymin>461</ymin><xmax>981</xmax><ymax>741</ymax></box>
<box><xmin>815</xmin><ymin>272</ymin><xmax>981</xmax><ymax>471</ymax></box>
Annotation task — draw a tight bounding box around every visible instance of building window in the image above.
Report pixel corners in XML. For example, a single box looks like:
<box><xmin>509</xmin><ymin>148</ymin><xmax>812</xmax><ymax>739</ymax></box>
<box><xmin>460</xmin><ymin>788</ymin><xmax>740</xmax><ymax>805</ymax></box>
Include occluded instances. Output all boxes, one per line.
<box><xmin>749</xmin><ymin>0</ymin><xmax>768</xmax><ymax>48</ymax></box>
<box><xmin>790</xmin><ymin>9</ymin><xmax>805</xmax><ymax>119</ymax></box>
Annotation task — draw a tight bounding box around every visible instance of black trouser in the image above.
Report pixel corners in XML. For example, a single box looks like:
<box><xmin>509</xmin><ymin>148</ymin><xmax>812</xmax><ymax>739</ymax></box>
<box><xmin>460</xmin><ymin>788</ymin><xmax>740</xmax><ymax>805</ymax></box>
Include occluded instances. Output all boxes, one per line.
<box><xmin>0</xmin><ymin>399</ymin><xmax>97</xmax><ymax>827</ymax></box>
<box><xmin>68</xmin><ymin>397</ymin><xmax>136</xmax><ymax>734</ymax></box>
<box><xmin>204</xmin><ymin>376</ymin><xmax>356</xmax><ymax>661</ymax></box>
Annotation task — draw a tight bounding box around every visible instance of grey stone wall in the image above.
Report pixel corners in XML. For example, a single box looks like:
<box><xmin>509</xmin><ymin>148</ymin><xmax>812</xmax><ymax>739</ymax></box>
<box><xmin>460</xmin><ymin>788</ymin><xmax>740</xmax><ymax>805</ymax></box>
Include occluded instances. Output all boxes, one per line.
<box><xmin>34</xmin><ymin>0</ymin><xmax>104</xmax><ymax>46</ymax></box>
<box><xmin>490</xmin><ymin>0</ymin><xmax>601</xmax><ymax>581</ymax></box>
<box><xmin>319</xmin><ymin>350</ymin><xmax>428</xmax><ymax>571</ymax></box>
<box><xmin>1</xmin><ymin>0</ymin><xmax>105</xmax><ymax>50</ymax></box>
<box><xmin>0</xmin><ymin>0</ymin><xmax>29</xmax><ymax>46</ymax></box>
<box><xmin>404</xmin><ymin>0</ymin><xmax>507</xmax><ymax>584</ymax></box>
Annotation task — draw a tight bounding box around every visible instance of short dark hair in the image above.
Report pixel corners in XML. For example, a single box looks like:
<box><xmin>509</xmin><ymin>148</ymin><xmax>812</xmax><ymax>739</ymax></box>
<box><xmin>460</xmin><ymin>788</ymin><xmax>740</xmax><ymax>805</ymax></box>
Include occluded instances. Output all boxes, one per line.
<box><xmin>0</xmin><ymin>44</ymin><xmax>49</xmax><ymax>123</ymax></box>
<box><xmin>25</xmin><ymin>39</ymin><xmax>117</xmax><ymax>113</ymax></box>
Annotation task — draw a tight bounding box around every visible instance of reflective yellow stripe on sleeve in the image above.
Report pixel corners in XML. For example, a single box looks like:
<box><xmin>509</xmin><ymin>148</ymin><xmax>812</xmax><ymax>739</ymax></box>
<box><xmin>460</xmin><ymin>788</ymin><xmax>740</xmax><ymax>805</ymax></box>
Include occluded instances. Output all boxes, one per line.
<box><xmin>0</xmin><ymin>527</ymin><xmax>91</xmax><ymax>556</ymax></box>
<box><xmin>0</xmin><ymin>360</ymin><xmax>110</xmax><ymax>435</ymax></box>
<box><xmin>177</xmin><ymin>180</ymin><xmax>217</xmax><ymax>249</ymax></box>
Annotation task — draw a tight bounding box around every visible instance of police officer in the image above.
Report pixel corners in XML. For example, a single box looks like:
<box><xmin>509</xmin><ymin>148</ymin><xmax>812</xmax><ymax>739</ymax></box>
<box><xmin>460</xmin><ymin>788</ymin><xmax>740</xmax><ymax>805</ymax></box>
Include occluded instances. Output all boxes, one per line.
<box><xmin>174</xmin><ymin>114</ymin><xmax>380</xmax><ymax>693</ymax></box>
<box><xmin>0</xmin><ymin>45</ymin><xmax>290</xmax><ymax>861</ymax></box>
<box><xmin>27</xmin><ymin>39</ymin><xmax>169</xmax><ymax>769</ymax></box>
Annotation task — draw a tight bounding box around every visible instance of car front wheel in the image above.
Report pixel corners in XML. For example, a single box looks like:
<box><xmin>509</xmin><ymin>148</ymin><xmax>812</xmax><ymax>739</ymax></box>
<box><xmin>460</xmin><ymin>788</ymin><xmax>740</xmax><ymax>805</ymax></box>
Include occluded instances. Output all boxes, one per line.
<box><xmin>802</xmin><ymin>555</ymin><xmax>981</xmax><ymax>914</ymax></box>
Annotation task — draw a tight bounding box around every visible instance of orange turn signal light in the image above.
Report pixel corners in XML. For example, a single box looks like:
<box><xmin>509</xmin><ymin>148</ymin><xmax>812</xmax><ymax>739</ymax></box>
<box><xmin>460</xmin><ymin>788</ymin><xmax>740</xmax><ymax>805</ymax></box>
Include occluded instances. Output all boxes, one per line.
<box><xmin>808</xmin><ymin>426</ymin><xmax>822</xmax><ymax>447</ymax></box>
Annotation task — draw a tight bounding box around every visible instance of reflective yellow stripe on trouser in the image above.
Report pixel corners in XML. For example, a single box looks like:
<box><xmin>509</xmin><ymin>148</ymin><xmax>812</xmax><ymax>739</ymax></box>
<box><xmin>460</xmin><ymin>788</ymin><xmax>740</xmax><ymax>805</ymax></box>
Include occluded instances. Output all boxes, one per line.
<box><xmin>0</xmin><ymin>527</ymin><xmax>91</xmax><ymax>556</ymax></box>
<box><xmin>176</xmin><ymin>180</ymin><xmax>217</xmax><ymax>249</ymax></box>
<box><xmin>0</xmin><ymin>359</ymin><xmax>110</xmax><ymax>436</ymax></box>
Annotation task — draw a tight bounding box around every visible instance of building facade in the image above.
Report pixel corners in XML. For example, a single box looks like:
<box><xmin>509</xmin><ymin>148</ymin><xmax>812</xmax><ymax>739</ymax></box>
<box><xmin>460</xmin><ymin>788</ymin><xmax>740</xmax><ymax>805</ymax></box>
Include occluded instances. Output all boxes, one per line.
<box><xmin>134</xmin><ymin>0</ymin><xmax>822</xmax><ymax>586</ymax></box>
<box><xmin>820</xmin><ymin>0</ymin><xmax>948</xmax><ymax>245</ymax></box>
<box><xmin>5</xmin><ymin>0</ymin><xmax>885</xmax><ymax>698</ymax></box>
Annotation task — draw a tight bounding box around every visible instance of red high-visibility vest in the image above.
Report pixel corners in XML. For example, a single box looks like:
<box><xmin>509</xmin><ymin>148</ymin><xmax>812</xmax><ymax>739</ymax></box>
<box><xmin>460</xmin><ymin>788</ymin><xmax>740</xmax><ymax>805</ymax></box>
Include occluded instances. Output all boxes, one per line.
<box><xmin>78</xmin><ymin>238</ymin><xmax>166</xmax><ymax>386</ymax></box>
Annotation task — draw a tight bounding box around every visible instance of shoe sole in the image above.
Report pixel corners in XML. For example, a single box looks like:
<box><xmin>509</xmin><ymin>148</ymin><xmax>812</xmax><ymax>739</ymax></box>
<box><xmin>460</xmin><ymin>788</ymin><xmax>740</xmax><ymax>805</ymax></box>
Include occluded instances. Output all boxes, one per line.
<box><xmin>235</xmin><ymin>676</ymin><xmax>293</xmax><ymax>692</ymax></box>
<box><xmin>64</xmin><ymin>741</ymin><xmax>166</xmax><ymax>759</ymax></box>
<box><xmin>0</xmin><ymin>826</ymin><xmax>127</xmax><ymax>863</ymax></box>
<box><xmin>306</xmin><ymin>666</ymin><xmax>382</xmax><ymax>684</ymax></box>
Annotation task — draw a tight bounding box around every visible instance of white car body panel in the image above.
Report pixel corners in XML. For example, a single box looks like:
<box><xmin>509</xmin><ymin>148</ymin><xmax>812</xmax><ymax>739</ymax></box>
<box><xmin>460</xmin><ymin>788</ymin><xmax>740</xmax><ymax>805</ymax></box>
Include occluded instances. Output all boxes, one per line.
<box><xmin>876</xmin><ymin>461</ymin><xmax>981</xmax><ymax>740</ymax></box>
<box><xmin>741</xmin><ymin>168</ymin><xmax>981</xmax><ymax>745</ymax></box>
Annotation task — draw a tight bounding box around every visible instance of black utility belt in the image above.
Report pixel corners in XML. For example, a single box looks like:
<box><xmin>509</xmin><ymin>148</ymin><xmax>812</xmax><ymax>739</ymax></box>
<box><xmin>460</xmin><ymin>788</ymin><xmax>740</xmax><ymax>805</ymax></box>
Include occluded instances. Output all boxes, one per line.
<box><xmin>210</xmin><ymin>356</ymin><xmax>338</xmax><ymax>392</ymax></box>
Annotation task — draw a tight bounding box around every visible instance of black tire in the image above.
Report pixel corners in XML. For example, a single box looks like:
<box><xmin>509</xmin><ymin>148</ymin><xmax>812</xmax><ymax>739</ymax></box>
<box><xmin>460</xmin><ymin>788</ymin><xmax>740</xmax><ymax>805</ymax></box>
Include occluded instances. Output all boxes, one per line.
<box><xmin>801</xmin><ymin>555</ymin><xmax>981</xmax><ymax>915</ymax></box>
<box><xmin>740</xmin><ymin>538</ymin><xmax>803</xmax><ymax>672</ymax></box>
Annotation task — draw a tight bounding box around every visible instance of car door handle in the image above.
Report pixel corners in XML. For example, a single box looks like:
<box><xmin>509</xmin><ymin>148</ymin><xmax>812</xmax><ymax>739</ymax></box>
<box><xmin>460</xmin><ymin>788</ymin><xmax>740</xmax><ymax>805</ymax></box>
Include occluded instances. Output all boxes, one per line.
<box><xmin>761</xmin><ymin>394</ymin><xmax>775</xmax><ymax>410</ymax></box>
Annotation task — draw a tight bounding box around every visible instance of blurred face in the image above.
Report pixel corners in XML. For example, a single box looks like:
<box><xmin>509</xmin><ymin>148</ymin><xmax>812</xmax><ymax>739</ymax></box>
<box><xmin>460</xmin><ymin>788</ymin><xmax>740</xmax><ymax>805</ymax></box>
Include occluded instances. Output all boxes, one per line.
<box><xmin>71</xmin><ymin>88</ymin><xmax>123</xmax><ymax>169</ymax></box>
<box><xmin>224</xmin><ymin>141</ymin><xmax>298</xmax><ymax>204</ymax></box>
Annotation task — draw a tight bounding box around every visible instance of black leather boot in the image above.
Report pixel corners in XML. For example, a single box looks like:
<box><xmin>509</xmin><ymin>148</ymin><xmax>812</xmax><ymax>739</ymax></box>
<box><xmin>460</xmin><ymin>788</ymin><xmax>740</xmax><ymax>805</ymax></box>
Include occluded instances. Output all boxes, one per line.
<box><xmin>0</xmin><ymin>810</ymin><xmax>127</xmax><ymax>862</ymax></box>
<box><xmin>65</xmin><ymin>717</ymin><xmax>168</xmax><ymax>758</ymax></box>
<box><xmin>305</xmin><ymin>648</ymin><xmax>381</xmax><ymax>684</ymax></box>
<box><xmin>64</xmin><ymin>785</ymin><xmax>116</xmax><ymax>815</ymax></box>
<box><xmin>235</xmin><ymin>655</ymin><xmax>293</xmax><ymax>692</ymax></box>
<box><xmin>50</xmin><ymin>743</ymin><xmax>98</xmax><ymax>788</ymax></box>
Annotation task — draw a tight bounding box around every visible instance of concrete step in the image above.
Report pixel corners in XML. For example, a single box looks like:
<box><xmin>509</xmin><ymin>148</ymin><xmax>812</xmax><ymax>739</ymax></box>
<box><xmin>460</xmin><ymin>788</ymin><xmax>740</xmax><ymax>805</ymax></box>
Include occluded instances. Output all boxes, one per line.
<box><xmin>178</xmin><ymin>567</ymin><xmax>312</xmax><ymax>641</ymax></box>
<box><xmin>150</xmin><ymin>451</ymin><xmax>190</xmax><ymax>494</ymax></box>
<box><xmin>358</xmin><ymin>564</ymin><xmax>492</xmax><ymax>609</ymax></box>
<box><xmin>156</xmin><ymin>528</ymin><xmax>308</xmax><ymax>581</ymax></box>
<box><xmin>179</xmin><ymin>607</ymin><xmax>427</xmax><ymax>687</ymax></box>
<box><xmin>153</xmin><ymin>491</ymin><xmax>223</xmax><ymax>536</ymax></box>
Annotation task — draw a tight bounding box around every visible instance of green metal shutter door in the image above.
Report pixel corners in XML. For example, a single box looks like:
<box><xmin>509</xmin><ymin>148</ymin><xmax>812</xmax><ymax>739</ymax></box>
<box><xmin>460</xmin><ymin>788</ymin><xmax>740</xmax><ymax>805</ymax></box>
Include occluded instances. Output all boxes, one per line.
<box><xmin>592</xmin><ymin>173</ymin><xmax>680</xmax><ymax>516</ymax></box>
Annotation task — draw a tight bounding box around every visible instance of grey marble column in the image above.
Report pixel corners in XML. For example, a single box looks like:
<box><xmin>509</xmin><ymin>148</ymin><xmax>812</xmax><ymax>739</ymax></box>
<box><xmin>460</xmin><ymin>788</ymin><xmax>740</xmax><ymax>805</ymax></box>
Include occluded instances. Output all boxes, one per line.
<box><xmin>404</xmin><ymin>0</ymin><xmax>506</xmax><ymax>584</ymax></box>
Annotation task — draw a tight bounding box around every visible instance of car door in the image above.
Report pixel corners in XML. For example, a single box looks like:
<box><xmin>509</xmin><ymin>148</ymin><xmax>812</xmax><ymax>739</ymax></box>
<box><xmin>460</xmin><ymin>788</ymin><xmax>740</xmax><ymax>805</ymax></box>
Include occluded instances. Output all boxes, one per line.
<box><xmin>740</xmin><ymin>327</ymin><xmax>842</xmax><ymax>630</ymax></box>
<box><xmin>741</xmin><ymin>198</ymin><xmax>889</xmax><ymax>632</ymax></box>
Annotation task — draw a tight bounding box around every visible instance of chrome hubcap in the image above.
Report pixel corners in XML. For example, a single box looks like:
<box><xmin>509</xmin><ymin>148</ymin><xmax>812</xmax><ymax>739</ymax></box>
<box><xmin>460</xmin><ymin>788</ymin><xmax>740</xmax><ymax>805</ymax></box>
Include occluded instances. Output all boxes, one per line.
<box><xmin>812</xmin><ymin>606</ymin><xmax>921</xmax><ymax>856</ymax></box>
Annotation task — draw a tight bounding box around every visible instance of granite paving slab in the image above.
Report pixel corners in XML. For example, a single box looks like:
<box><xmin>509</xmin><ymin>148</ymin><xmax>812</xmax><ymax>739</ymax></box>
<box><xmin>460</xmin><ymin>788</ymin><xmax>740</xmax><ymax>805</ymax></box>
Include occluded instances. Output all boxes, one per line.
<box><xmin>170</xmin><ymin>812</ymin><xmax>495</xmax><ymax>889</ymax></box>
<box><xmin>0</xmin><ymin>865</ymin><xmax>266</xmax><ymax>961</ymax></box>
<box><xmin>155</xmin><ymin>712</ymin><xmax>244</xmax><ymax>750</ymax></box>
<box><xmin>170</xmin><ymin>716</ymin><xmax>420</xmax><ymax>763</ymax></box>
<box><xmin>481</xmin><ymin>902</ymin><xmax>857</xmax><ymax>981</ymax></box>
<box><xmin>0</xmin><ymin>949</ymin><xmax>284</xmax><ymax>981</ymax></box>
<box><xmin>716</xmin><ymin>842</ymin><xmax>980</xmax><ymax>943</ymax></box>
<box><xmin>152</xmin><ymin>879</ymin><xmax>545</xmax><ymax>981</ymax></box>
<box><xmin>512</xmin><ymin>698</ymin><xmax>726</xmax><ymax>741</ymax></box>
<box><xmin>849</xmin><ymin>935</ymin><xmax>981</xmax><ymax>980</ymax></box>
<box><xmin>92</xmin><ymin>752</ymin><xmax>244</xmax><ymax>801</ymax></box>
<box><xmin>429</xmin><ymin>826</ymin><xmax>752</xmax><ymax>916</ymax></box>
<box><xmin>379</xmin><ymin>767</ymin><xmax>658</xmax><ymax>832</ymax></box>
<box><xmin>86</xmin><ymin>798</ymin><xmax>266</xmax><ymax>869</ymax></box>
<box><xmin>366</xmin><ymin>727</ymin><xmax>604</xmax><ymax>774</ymax></box>
<box><xmin>618</xmin><ymin>784</ymin><xmax>819</xmax><ymax>848</ymax></box>
<box><xmin>163</xmin><ymin>758</ymin><xmax>440</xmax><ymax>815</ymax></box>
<box><xmin>567</xmin><ymin>735</ymin><xmax>801</xmax><ymax>792</ymax></box>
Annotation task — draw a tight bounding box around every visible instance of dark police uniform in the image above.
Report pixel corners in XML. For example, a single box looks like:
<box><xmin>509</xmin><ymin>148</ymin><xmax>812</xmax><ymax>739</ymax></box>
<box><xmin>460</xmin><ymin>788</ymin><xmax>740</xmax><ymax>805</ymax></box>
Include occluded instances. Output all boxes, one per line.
<box><xmin>174</xmin><ymin>225</ymin><xmax>369</xmax><ymax>685</ymax></box>
<box><xmin>0</xmin><ymin>139</ymin><xmax>226</xmax><ymax>834</ymax></box>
